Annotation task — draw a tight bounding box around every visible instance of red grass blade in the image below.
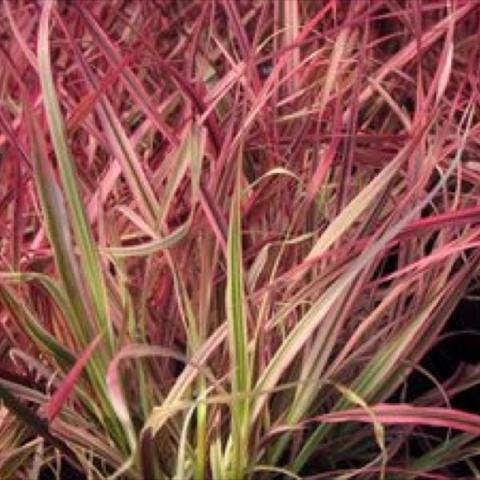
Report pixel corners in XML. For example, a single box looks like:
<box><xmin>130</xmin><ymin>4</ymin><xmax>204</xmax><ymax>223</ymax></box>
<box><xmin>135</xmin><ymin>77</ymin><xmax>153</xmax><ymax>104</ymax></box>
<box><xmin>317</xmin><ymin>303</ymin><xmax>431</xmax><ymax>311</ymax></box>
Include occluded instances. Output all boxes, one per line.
<box><xmin>46</xmin><ymin>334</ymin><xmax>103</xmax><ymax>423</ymax></box>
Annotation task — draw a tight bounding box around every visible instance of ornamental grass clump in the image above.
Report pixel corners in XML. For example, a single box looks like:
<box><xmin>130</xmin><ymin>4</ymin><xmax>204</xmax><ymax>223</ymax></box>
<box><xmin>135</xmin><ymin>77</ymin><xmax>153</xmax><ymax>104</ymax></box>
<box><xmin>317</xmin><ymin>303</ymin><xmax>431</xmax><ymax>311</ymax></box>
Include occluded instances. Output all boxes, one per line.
<box><xmin>2</xmin><ymin>0</ymin><xmax>480</xmax><ymax>478</ymax></box>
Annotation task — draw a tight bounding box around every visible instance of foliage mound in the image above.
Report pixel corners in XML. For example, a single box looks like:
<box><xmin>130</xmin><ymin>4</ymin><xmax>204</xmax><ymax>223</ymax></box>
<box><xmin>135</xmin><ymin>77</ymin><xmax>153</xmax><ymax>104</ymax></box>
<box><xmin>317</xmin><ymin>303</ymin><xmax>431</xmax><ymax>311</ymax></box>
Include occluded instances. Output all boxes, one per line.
<box><xmin>2</xmin><ymin>0</ymin><xmax>480</xmax><ymax>478</ymax></box>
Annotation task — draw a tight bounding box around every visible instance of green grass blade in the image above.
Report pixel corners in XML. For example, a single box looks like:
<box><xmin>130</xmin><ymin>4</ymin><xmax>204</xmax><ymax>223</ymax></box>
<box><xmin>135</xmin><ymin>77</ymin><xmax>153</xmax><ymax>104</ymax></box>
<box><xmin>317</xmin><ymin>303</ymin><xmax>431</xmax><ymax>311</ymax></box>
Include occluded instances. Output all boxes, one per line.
<box><xmin>37</xmin><ymin>0</ymin><xmax>111</xmax><ymax>347</ymax></box>
<box><xmin>27</xmin><ymin>109</ymin><xmax>92</xmax><ymax>346</ymax></box>
<box><xmin>0</xmin><ymin>286</ymin><xmax>75</xmax><ymax>366</ymax></box>
<box><xmin>225</xmin><ymin>161</ymin><xmax>250</xmax><ymax>479</ymax></box>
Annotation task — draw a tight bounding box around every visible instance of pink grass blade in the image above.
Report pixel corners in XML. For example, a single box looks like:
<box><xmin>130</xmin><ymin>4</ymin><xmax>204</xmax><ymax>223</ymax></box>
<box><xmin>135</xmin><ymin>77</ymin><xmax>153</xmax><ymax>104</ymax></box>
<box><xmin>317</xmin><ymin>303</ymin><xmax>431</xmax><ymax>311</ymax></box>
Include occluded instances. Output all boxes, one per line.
<box><xmin>317</xmin><ymin>404</ymin><xmax>480</xmax><ymax>436</ymax></box>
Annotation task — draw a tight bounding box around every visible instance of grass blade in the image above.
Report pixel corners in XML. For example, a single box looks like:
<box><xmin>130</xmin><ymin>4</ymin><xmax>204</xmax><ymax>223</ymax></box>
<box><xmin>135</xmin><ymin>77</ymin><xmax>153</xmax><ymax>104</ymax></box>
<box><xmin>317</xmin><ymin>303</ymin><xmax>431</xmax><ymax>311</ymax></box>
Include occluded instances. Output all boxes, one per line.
<box><xmin>38</xmin><ymin>0</ymin><xmax>111</xmax><ymax>347</ymax></box>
